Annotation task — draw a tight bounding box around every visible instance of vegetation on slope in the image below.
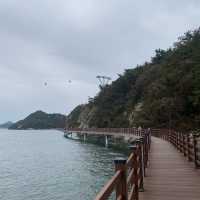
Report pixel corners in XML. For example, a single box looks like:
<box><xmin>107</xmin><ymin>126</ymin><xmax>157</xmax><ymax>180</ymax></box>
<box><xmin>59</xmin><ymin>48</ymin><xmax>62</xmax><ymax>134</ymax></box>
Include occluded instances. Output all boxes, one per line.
<box><xmin>9</xmin><ymin>111</ymin><xmax>66</xmax><ymax>130</ymax></box>
<box><xmin>67</xmin><ymin>28</ymin><xmax>200</xmax><ymax>130</ymax></box>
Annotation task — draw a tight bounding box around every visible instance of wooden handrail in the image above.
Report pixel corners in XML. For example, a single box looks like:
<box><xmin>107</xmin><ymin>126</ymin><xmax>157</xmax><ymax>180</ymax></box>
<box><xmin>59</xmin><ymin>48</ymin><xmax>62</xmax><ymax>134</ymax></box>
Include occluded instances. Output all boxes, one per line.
<box><xmin>94</xmin><ymin>170</ymin><xmax>121</xmax><ymax>200</ymax></box>
<box><xmin>94</xmin><ymin>130</ymin><xmax>151</xmax><ymax>200</ymax></box>
<box><xmin>66</xmin><ymin>127</ymin><xmax>147</xmax><ymax>137</ymax></box>
<box><xmin>151</xmin><ymin>129</ymin><xmax>200</xmax><ymax>169</ymax></box>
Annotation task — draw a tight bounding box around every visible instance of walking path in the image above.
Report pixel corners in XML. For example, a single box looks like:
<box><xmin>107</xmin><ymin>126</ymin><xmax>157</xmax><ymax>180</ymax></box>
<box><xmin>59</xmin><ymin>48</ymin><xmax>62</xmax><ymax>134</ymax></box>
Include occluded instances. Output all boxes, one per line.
<box><xmin>140</xmin><ymin>137</ymin><xmax>200</xmax><ymax>200</ymax></box>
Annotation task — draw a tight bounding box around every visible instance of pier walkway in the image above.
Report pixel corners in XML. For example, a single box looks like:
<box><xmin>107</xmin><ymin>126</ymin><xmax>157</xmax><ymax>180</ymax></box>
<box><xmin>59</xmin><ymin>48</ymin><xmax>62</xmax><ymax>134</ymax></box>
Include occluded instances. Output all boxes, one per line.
<box><xmin>66</xmin><ymin>128</ymin><xmax>200</xmax><ymax>200</ymax></box>
<box><xmin>140</xmin><ymin>136</ymin><xmax>200</xmax><ymax>200</ymax></box>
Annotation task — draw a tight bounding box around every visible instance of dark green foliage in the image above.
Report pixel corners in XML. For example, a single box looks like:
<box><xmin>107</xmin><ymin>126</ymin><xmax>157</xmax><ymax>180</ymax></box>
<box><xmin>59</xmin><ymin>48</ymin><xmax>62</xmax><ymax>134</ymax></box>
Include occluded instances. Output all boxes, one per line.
<box><xmin>89</xmin><ymin>68</ymin><xmax>143</xmax><ymax>128</ymax></box>
<box><xmin>66</xmin><ymin>105</ymin><xmax>85</xmax><ymax>128</ymax></box>
<box><xmin>67</xmin><ymin>28</ymin><xmax>200</xmax><ymax>131</ymax></box>
<box><xmin>9</xmin><ymin>111</ymin><xmax>66</xmax><ymax>130</ymax></box>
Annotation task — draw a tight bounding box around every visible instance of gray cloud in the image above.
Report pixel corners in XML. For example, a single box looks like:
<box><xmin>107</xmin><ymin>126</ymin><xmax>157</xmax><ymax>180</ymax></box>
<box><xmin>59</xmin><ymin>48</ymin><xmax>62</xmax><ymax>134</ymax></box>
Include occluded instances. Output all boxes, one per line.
<box><xmin>0</xmin><ymin>0</ymin><xmax>200</xmax><ymax>122</ymax></box>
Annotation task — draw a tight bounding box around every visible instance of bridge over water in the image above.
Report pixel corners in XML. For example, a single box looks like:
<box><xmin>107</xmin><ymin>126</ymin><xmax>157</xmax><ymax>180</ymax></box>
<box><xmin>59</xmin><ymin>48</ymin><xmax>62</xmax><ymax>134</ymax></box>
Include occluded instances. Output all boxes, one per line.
<box><xmin>66</xmin><ymin>128</ymin><xmax>200</xmax><ymax>200</ymax></box>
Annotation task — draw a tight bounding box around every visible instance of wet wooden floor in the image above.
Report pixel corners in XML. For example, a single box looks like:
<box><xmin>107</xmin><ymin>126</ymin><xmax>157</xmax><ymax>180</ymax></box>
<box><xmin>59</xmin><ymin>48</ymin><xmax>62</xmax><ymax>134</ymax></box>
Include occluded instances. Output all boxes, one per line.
<box><xmin>140</xmin><ymin>137</ymin><xmax>200</xmax><ymax>200</ymax></box>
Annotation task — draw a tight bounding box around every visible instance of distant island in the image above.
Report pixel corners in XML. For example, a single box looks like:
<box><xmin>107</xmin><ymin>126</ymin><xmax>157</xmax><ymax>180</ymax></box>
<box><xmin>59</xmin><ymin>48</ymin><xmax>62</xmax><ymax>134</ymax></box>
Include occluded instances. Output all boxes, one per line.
<box><xmin>0</xmin><ymin>121</ymin><xmax>13</xmax><ymax>129</ymax></box>
<box><xmin>9</xmin><ymin>111</ymin><xmax>66</xmax><ymax>130</ymax></box>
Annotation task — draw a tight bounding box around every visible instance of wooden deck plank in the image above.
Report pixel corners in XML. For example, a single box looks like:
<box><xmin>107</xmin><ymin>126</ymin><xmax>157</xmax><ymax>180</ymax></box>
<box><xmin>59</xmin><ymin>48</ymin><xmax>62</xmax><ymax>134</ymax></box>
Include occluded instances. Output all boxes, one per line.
<box><xmin>140</xmin><ymin>137</ymin><xmax>200</xmax><ymax>200</ymax></box>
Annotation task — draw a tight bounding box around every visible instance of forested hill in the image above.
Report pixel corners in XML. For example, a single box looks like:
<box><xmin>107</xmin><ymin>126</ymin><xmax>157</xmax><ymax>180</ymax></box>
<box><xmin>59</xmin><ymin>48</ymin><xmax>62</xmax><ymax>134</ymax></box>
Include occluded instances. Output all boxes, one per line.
<box><xmin>66</xmin><ymin>28</ymin><xmax>200</xmax><ymax>131</ymax></box>
<box><xmin>9</xmin><ymin>111</ymin><xmax>66</xmax><ymax>130</ymax></box>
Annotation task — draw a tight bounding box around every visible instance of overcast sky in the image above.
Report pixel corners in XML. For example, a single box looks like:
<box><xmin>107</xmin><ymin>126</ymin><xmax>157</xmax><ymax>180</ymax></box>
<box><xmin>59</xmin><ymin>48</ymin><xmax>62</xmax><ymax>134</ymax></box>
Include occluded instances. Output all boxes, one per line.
<box><xmin>0</xmin><ymin>0</ymin><xmax>200</xmax><ymax>123</ymax></box>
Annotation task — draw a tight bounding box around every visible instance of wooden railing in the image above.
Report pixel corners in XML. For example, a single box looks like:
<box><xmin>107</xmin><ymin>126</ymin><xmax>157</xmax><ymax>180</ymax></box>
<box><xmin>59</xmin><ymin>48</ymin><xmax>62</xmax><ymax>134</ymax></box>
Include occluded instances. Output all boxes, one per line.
<box><xmin>94</xmin><ymin>130</ymin><xmax>151</xmax><ymax>200</ymax></box>
<box><xmin>66</xmin><ymin>127</ymin><xmax>147</xmax><ymax>137</ymax></box>
<box><xmin>152</xmin><ymin>129</ymin><xmax>200</xmax><ymax>168</ymax></box>
<box><xmin>66</xmin><ymin>127</ymin><xmax>200</xmax><ymax>199</ymax></box>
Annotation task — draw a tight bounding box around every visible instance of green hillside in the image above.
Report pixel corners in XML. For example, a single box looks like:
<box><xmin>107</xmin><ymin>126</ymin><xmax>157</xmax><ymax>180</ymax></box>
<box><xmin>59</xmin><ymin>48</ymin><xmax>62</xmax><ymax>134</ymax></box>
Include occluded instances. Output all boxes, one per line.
<box><xmin>66</xmin><ymin>28</ymin><xmax>200</xmax><ymax>131</ymax></box>
<box><xmin>9</xmin><ymin>111</ymin><xmax>66</xmax><ymax>130</ymax></box>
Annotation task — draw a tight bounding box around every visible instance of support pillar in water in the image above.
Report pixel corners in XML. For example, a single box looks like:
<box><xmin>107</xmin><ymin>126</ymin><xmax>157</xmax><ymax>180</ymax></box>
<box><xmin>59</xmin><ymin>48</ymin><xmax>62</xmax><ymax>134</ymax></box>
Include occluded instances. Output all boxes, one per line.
<box><xmin>84</xmin><ymin>133</ymin><xmax>86</xmax><ymax>142</ymax></box>
<box><xmin>105</xmin><ymin>135</ymin><xmax>108</xmax><ymax>147</ymax></box>
<box><xmin>67</xmin><ymin>132</ymin><xmax>72</xmax><ymax>138</ymax></box>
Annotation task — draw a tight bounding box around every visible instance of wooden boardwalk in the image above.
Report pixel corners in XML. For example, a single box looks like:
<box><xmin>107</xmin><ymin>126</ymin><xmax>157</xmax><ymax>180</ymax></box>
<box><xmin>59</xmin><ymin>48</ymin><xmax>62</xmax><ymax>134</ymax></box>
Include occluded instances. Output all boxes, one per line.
<box><xmin>67</xmin><ymin>128</ymin><xmax>200</xmax><ymax>200</ymax></box>
<box><xmin>140</xmin><ymin>136</ymin><xmax>200</xmax><ymax>200</ymax></box>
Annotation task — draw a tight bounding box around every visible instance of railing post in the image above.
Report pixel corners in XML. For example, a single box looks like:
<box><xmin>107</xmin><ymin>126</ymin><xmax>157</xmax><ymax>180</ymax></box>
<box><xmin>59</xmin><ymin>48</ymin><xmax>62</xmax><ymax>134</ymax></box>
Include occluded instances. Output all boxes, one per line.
<box><xmin>129</xmin><ymin>145</ymin><xmax>139</xmax><ymax>200</ymax></box>
<box><xmin>180</xmin><ymin>133</ymin><xmax>182</xmax><ymax>151</ymax></box>
<box><xmin>114</xmin><ymin>158</ymin><xmax>127</xmax><ymax>200</ymax></box>
<box><xmin>167</xmin><ymin>129</ymin><xmax>170</xmax><ymax>141</ymax></box>
<box><xmin>175</xmin><ymin>132</ymin><xmax>177</xmax><ymax>148</ymax></box>
<box><xmin>135</xmin><ymin>139</ymin><xmax>144</xmax><ymax>192</ymax></box>
<box><xmin>143</xmin><ymin>133</ymin><xmax>149</xmax><ymax>168</ymax></box>
<box><xmin>193</xmin><ymin>135</ymin><xmax>200</xmax><ymax>168</ymax></box>
<box><xmin>179</xmin><ymin>132</ymin><xmax>182</xmax><ymax>151</ymax></box>
<box><xmin>141</xmin><ymin>136</ymin><xmax>146</xmax><ymax>169</ymax></box>
<box><xmin>139</xmin><ymin>137</ymin><xmax>145</xmax><ymax>178</ymax></box>
<box><xmin>148</xmin><ymin>128</ymin><xmax>151</xmax><ymax>150</ymax></box>
<box><xmin>177</xmin><ymin>132</ymin><xmax>180</xmax><ymax>150</ymax></box>
<box><xmin>187</xmin><ymin>134</ymin><xmax>192</xmax><ymax>162</ymax></box>
<box><xmin>169</xmin><ymin>130</ymin><xmax>171</xmax><ymax>143</ymax></box>
<box><xmin>183</xmin><ymin>134</ymin><xmax>187</xmax><ymax>156</ymax></box>
<box><xmin>180</xmin><ymin>133</ymin><xmax>183</xmax><ymax>152</ymax></box>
